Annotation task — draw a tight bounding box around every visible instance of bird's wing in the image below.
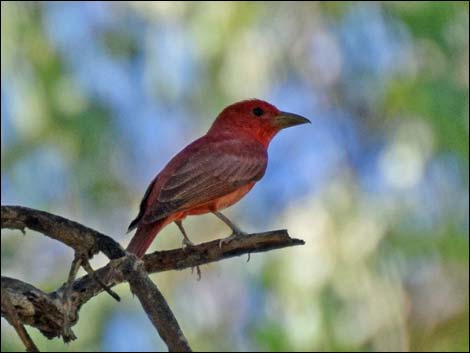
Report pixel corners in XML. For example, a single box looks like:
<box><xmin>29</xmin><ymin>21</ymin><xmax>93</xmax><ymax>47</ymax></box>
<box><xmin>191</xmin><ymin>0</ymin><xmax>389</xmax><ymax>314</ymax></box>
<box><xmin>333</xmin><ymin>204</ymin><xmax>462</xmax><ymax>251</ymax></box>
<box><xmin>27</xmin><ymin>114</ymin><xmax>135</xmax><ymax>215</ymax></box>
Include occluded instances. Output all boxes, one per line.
<box><xmin>127</xmin><ymin>177</ymin><xmax>157</xmax><ymax>232</ymax></box>
<box><xmin>141</xmin><ymin>138</ymin><xmax>267</xmax><ymax>225</ymax></box>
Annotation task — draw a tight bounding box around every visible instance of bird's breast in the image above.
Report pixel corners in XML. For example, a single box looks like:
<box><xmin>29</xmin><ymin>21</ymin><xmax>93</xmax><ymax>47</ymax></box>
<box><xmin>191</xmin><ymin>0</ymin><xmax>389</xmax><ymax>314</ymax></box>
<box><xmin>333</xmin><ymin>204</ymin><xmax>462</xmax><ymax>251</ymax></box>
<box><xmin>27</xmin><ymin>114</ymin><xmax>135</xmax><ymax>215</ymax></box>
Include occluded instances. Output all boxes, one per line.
<box><xmin>184</xmin><ymin>182</ymin><xmax>256</xmax><ymax>216</ymax></box>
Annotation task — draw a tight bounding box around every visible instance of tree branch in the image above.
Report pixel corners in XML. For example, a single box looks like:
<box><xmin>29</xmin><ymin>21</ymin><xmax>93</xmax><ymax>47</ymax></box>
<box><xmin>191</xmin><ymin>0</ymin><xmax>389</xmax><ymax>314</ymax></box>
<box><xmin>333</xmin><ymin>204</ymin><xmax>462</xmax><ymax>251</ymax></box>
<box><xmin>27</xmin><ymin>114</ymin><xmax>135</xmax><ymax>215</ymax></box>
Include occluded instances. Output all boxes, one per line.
<box><xmin>1</xmin><ymin>276</ymin><xmax>73</xmax><ymax>341</ymax></box>
<box><xmin>119</xmin><ymin>256</ymin><xmax>192</xmax><ymax>352</ymax></box>
<box><xmin>1</xmin><ymin>206</ymin><xmax>125</xmax><ymax>259</ymax></box>
<box><xmin>69</xmin><ymin>229</ymin><xmax>304</xmax><ymax>310</ymax></box>
<box><xmin>1</xmin><ymin>286</ymin><xmax>40</xmax><ymax>352</ymax></box>
<box><xmin>1</xmin><ymin>205</ymin><xmax>305</xmax><ymax>351</ymax></box>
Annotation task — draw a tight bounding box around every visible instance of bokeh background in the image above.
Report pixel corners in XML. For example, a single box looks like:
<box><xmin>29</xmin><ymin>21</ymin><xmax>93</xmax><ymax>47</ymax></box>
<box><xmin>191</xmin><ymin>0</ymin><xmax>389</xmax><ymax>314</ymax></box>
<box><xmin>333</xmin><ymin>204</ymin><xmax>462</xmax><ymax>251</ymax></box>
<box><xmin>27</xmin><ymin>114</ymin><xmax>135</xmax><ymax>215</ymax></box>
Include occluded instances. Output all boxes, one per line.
<box><xmin>1</xmin><ymin>1</ymin><xmax>468</xmax><ymax>352</ymax></box>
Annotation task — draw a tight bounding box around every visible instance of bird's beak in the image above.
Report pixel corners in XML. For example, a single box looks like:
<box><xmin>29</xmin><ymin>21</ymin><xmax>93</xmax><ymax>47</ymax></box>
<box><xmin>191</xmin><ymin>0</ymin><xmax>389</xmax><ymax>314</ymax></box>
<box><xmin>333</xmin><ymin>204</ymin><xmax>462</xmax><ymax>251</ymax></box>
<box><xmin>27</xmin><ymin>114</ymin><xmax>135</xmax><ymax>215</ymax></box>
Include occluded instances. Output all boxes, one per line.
<box><xmin>274</xmin><ymin>111</ymin><xmax>311</xmax><ymax>129</ymax></box>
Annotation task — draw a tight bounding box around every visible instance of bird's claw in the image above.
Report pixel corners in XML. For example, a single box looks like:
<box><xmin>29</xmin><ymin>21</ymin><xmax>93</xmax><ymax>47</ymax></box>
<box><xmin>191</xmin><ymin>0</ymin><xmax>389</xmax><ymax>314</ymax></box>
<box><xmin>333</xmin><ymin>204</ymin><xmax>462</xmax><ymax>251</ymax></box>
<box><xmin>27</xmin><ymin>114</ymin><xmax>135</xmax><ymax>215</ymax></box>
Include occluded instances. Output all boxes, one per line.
<box><xmin>182</xmin><ymin>237</ymin><xmax>195</xmax><ymax>249</ymax></box>
<box><xmin>218</xmin><ymin>230</ymin><xmax>248</xmax><ymax>248</ymax></box>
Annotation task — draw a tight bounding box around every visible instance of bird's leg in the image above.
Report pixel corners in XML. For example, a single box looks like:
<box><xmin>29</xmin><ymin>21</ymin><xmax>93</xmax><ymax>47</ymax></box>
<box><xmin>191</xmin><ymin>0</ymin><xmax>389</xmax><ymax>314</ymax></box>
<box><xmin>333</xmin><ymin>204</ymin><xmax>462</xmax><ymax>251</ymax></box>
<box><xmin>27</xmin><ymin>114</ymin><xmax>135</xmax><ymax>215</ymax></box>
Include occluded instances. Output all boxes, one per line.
<box><xmin>213</xmin><ymin>211</ymin><xmax>246</xmax><ymax>235</ymax></box>
<box><xmin>212</xmin><ymin>211</ymin><xmax>248</xmax><ymax>247</ymax></box>
<box><xmin>175</xmin><ymin>221</ymin><xmax>202</xmax><ymax>279</ymax></box>
<box><xmin>175</xmin><ymin>220</ymin><xmax>195</xmax><ymax>248</ymax></box>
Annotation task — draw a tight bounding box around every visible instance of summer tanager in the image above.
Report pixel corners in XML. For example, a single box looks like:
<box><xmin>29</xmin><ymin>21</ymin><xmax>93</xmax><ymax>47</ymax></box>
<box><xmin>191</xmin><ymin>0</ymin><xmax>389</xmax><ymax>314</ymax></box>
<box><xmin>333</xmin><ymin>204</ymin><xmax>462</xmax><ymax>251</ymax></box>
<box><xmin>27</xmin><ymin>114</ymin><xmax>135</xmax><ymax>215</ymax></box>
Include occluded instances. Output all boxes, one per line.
<box><xmin>127</xmin><ymin>99</ymin><xmax>310</xmax><ymax>257</ymax></box>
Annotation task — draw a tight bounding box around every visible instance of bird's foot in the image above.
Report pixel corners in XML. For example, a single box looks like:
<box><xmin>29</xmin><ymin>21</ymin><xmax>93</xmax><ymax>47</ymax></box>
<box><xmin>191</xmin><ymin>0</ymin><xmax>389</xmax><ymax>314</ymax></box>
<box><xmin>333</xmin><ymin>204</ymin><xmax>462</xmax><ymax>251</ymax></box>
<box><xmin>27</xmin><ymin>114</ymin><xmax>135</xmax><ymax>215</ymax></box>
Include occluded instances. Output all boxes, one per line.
<box><xmin>182</xmin><ymin>237</ymin><xmax>196</xmax><ymax>249</ymax></box>
<box><xmin>219</xmin><ymin>230</ymin><xmax>248</xmax><ymax>248</ymax></box>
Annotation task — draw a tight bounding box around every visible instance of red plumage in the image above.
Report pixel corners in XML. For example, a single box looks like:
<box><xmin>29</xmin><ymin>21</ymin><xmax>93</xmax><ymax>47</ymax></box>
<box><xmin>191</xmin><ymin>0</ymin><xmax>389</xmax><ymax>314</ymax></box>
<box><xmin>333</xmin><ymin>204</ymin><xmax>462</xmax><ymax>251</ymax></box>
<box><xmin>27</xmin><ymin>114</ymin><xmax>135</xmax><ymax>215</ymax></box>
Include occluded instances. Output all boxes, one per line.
<box><xmin>127</xmin><ymin>99</ymin><xmax>310</xmax><ymax>257</ymax></box>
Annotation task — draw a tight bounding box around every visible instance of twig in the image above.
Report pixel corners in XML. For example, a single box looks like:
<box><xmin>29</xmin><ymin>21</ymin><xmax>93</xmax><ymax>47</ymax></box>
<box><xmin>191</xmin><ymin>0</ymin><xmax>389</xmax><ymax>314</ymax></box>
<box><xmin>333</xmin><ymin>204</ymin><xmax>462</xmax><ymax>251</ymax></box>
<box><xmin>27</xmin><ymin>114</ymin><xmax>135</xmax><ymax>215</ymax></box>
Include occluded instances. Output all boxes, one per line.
<box><xmin>62</xmin><ymin>255</ymin><xmax>82</xmax><ymax>342</ymax></box>
<box><xmin>81</xmin><ymin>258</ymin><xmax>120</xmax><ymax>302</ymax></box>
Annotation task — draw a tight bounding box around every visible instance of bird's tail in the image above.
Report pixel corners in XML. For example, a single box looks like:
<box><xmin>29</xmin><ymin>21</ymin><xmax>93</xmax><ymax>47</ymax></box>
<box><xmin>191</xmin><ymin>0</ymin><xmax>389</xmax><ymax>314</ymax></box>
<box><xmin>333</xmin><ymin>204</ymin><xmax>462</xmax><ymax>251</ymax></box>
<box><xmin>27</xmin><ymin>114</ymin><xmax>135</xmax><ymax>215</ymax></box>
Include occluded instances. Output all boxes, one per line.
<box><xmin>126</xmin><ymin>220</ymin><xmax>167</xmax><ymax>257</ymax></box>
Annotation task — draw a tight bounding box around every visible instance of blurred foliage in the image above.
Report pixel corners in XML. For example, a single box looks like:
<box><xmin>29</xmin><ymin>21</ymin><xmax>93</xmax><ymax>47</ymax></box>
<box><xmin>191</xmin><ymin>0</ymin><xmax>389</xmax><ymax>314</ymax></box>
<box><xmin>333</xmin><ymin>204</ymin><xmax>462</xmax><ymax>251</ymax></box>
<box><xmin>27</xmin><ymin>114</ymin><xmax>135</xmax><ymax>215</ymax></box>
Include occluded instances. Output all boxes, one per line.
<box><xmin>1</xmin><ymin>1</ymin><xmax>468</xmax><ymax>352</ymax></box>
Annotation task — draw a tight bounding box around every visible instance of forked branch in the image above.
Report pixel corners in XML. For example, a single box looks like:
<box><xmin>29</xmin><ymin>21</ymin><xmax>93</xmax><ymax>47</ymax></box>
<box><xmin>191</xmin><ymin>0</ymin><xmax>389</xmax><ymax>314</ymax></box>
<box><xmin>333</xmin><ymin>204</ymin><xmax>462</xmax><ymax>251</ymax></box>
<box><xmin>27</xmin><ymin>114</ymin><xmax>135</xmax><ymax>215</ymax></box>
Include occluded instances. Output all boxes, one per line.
<box><xmin>1</xmin><ymin>205</ymin><xmax>304</xmax><ymax>352</ymax></box>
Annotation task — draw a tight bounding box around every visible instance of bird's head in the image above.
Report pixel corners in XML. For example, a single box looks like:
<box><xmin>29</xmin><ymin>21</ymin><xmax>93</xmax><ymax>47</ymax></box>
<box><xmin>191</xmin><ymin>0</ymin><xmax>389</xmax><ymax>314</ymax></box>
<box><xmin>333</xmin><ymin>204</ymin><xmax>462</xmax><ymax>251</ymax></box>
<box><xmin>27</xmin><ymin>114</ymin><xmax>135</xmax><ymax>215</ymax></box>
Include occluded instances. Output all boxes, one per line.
<box><xmin>209</xmin><ymin>99</ymin><xmax>310</xmax><ymax>146</ymax></box>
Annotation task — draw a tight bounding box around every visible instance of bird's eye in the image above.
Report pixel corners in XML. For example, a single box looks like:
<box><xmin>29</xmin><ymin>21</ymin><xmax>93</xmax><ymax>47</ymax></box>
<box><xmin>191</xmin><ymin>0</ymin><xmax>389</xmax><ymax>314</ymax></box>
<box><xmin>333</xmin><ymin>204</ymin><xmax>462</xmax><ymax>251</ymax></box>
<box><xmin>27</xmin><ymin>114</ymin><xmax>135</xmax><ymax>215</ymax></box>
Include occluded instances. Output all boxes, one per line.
<box><xmin>252</xmin><ymin>107</ymin><xmax>264</xmax><ymax>117</ymax></box>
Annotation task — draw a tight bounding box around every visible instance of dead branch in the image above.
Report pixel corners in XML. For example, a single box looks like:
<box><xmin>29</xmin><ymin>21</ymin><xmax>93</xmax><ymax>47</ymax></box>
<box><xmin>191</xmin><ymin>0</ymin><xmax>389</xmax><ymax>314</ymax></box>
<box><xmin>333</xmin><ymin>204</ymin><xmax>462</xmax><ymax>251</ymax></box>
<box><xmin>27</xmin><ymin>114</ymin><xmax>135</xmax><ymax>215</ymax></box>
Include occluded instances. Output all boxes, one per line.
<box><xmin>1</xmin><ymin>206</ymin><xmax>125</xmax><ymax>259</ymax></box>
<box><xmin>119</xmin><ymin>255</ymin><xmax>192</xmax><ymax>352</ymax></box>
<box><xmin>1</xmin><ymin>205</ymin><xmax>304</xmax><ymax>352</ymax></box>
<box><xmin>1</xmin><ymin>286</ymin><xmax>40</xmax><ymax>352</ymax></box>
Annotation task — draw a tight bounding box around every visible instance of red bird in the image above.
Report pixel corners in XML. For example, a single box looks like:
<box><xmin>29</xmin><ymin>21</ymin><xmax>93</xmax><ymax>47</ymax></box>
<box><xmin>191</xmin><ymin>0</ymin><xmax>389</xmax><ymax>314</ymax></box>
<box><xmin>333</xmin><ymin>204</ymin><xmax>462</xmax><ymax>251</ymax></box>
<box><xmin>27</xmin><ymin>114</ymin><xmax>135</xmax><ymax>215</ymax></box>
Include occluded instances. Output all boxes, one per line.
<box><xmin>127</xmin><ymin>99</ymin><xmax>310</xmax><ymax>257</ymax></box>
